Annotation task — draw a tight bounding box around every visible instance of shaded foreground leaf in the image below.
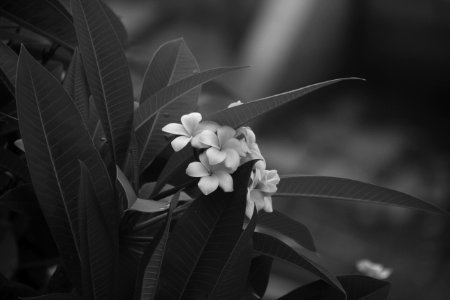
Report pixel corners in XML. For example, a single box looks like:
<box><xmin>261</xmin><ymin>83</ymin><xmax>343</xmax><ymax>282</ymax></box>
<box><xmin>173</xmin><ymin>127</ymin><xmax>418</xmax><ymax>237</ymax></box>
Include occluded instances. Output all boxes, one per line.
<box><xmin>15</xmin><ymin>47</ymin><xmax>115</xmax><ymax>288</ymax></box>
<box><xmin>247</xmin><ymin>255</ymin><xmax>273</xmax><ymax>299</ymax></box>
<box><xmin>155</xmin><ymin>161</ymin><xmax>256</xmax><ymax>300</ymax></box>
<box><xmin>0</xmin><ymin>147</ymin><xmax>30</xmax><ymax>181</ymax></box>
<box><xmin>275</xmin><ymin>175</ymin><xmax>449</xmax><ymax>215</ymax></box>
<box><xmin>78</xmin><ymin>162</ymin><xmax>116</xmax><ymax>300</ymax></box>
<box><xmin>253</xmin><ymin>233</ymin><xmax>345</xmax><ymax>295</ymax></box>
<box><xmin>277</xmin><ymin>275</ymin><xmax>390</xmax><ymax>300</ymax></box>
<box><xmin>0</xmin><ymin>184</ymin><xmax>41</xmax><ymax>217</ymax></box>
<box><xmin>72</xmin><ymin>0</ymin><xmax>134</xmax><ymax>169</ymax></box>
<box><xmin>0</xmin><ymin>41</ymin><xmax>18</xmax><ymax>95</ymax></box>
<box><xmin>22</xmin><ymin>293</ymin><xmax>79</xmax><ymax>300</ymax></box>
<box><xmin>258</xmin><ymin>210</ymin><xmax>316</xmax><ymax>252</ymax></box>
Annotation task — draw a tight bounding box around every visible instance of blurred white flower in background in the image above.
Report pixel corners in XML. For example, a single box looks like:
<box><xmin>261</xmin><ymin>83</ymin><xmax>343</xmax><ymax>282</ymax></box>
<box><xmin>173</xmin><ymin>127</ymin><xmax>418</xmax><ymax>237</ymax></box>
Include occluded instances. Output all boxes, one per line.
<box><xmin>356</xmin><ymin>259</ymin><xmax>393</xmax><ymax>280</ymax></box>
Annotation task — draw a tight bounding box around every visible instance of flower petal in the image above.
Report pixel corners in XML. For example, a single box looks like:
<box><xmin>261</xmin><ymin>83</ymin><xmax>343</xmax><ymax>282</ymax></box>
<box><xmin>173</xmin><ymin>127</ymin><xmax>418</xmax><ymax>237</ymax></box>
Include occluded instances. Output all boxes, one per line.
<box><xmin>206</xmin><ymin>147</ymin><xmax>227</xmax><ymax>165</ymax></box>
<box><xmin>263</xmin><ymin>196</ymin><xmax>273</xmax><ymax>213</ymax></box>
<box><xmin>162</xmin><ymin>123</ymin><xmax>188</xmax><ymax>136</ymax></box>
<box><xmin>245</xmin><ymin>198</ymin><xmax>255</xmax><ymax>219</ymax></box>
<box><xmin>186</xmin><ymin>162</ymin><xmax>210</xmax><ymax>177</ymax></box>
<box><xmin>215</xmin><ymin>170</ymin><xmax>233</xmax><ymax>192</ymax></box>
<box><xmin>217</xmin><ymin>126</ymin><xmax>236</xmax><ymax>147</ymax></box>
<box><xmin>198</xmin><ymin>175</ymin><xmax>219</xmax><ymax>195</ymax></box>
<box><xmin>197</xmin><ymin>130</ymin><xmax>219</xmax><ymax>148</ymax></box>
<box><xmin>249</xmin><ymin>189</ymin><xmax>266</xmax><ymax>211</ymax></box>
<box><xmin>181</xmin><ymin>112</ymin><xmax>202</xmax><ymax>135</ymax></box>
<box><xmin>197</xmin><ymin>121</ymin><xmax>220</xmax><ymax>133</ymax></box>
<box><xmin>223</xmin><ymin>148</ymin><xmax>240</xmax><ymax>170</ymax></box>
<box><xmin>223</xmin><ymin>138</ymin><xmax>245</xmax><ymax>156</ymax></box>
<box><xmin>228</xmin><ymin>100</ymin><xmax>243</xmax><ymax>108</ymax></box>
<box><xmin>171</xmin><ymin>136</ymin><xmax>191</xmax><ymax>152</ymax></box>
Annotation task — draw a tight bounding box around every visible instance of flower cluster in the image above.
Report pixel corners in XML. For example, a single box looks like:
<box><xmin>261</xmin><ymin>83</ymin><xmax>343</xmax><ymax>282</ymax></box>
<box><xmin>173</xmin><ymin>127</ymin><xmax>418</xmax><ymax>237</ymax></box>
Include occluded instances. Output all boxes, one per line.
<box><xmin>162</xmin><ymin>112</ymin><xmax>280</xmax><ymax>217</ymax></box>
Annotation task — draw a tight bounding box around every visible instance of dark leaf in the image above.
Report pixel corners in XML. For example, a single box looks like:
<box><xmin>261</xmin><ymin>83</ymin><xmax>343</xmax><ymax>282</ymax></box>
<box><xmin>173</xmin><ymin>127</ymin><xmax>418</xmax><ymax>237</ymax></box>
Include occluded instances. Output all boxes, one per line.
<box><xmin>63</xmin><ymin>49</ymin><xmax>90</xmax><ymax>125</ymax></box>
<box><xmin>136</xmin><ymin>38</ymin><xmax>200</xmax><ymax>173</ymax></box>
<box><xmin>100</xmin><ymin>1</ymin><xmax>127</xmax><ymax>47</ymax></box>
<box><xmin>72</xmin><ymin>0</ymin><xmax>134</xmax><ymax>169</ymax></box>
<box><xmin>21</xmin><ymin>293</ymin><xmax>80</xmax><ymax>300</ymax></box>
<box><xmin>207</xmin><ymin>78</ymin><xmax>360</xmax><ymax>128</ymax></box>
<box><xmin>257</xmin><ymin>210</ymin><xmax>316</xmax><ymax>252</ymax></box>
<box><xmin>78</xmin><ymin>162</ymin><xmax>117</xmax><ymax>300</ymax></box>
<box><xmin>15</xmin><ymin>46</ymin><xmax>115</xmax><ymax>288</ymax></box>
<box><xmin>0</xmin><ymin>147</ymin><xmax>29</xmax><ymax>181</ymax></box>
<box><xmin>253</xmin><ymin>233</ymin><xmax>345</xmax><ymax>295</ymax></box>
<box><xmin>155</xmin><ymin>161</ymin><xmax>256</xmax><ymax>300</ymax></box>
<box><xmin>247</xmin><ymin>255</ymin><xmax>273</xmax><ymax>299</ymax></box>
<box><xmin>0</xmin><ymin>41</ymin><xmax>18</xmax><ymax>95</ymax></box>
<box><xmin>0</xmin><ymin>273</ymin><xmax>39</xmax><ymax>299</ymax></box>
<box><xmin>277</xmin><ymin>275</ymin><xmax>390</xmax><ymax>300</ymax></box>
<box><xmin>275</xmin><ymin>175</ymin><xmax>449</xmax><ymax>215</ymax></box>
<box><xmin>0</xmin><ymin>184</ymin><xmax>41</xmax><ymax>217</ymax></box>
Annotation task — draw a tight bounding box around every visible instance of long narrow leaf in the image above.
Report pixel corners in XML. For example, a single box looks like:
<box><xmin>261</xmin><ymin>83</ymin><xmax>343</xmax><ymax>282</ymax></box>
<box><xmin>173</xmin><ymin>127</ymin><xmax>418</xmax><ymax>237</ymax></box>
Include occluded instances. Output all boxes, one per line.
<box><xmin>257</xmin><ymin>210</ymin><xmax>316</xmax><ymax>252</ymax></box>
<box><xmin>0</xmin><ymin>41</ymin><xmax>18</xmax><ymax>95</ymax></box>
<box><xmin>275</xmin><ymin>175</ymin><xmax>448</xmax><ymax>215</ymax></box>
<box><xmin>207</xmin><ymin>78</ymin><xmax>360</xmax><ymax>127</ymax></box>
<box><xmin>15</xmin><ymin>47</ymin><xmax>116</xmax><ymax>288</ymax></box>
<box><xmin>246</xmin><ymin>255</ymin><xmax>273</xmax><ymax>299</ymax></box>
<box><xmin>253</xmin><ymin>232</ymin><xmax>345</xmax><ymax>295</ymax></box>
<box><xmin>136</xmin><ymin>38</ymin><xmax>200</xmax><ymax>172</ymax></box>
<box><xmin>134</xmin><ymin>66</ymin><xmax>246</xmax><ymax>131</ymax></box>
<box><xmin>155</xmin><ymin>161</ymin><xmax>256</xmax><ymax>300</ymax></box>
<box><xmin>72</xmin><ymin>0</ymin><xmax>134</xmax><ymax>169</ymax></box>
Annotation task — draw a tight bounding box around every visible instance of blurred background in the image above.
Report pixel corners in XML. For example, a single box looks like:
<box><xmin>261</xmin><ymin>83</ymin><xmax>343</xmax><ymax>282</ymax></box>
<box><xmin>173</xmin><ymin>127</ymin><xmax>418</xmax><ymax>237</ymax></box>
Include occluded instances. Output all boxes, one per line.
<box><xmin>111</xmin><ymin>0</ymin><xmax>450</xmax><ymax>298</ymax></box>
<box><xmin>1</xmin><ymin>0</ymin><xmax>449</xmax><ymax>298</ymax></box>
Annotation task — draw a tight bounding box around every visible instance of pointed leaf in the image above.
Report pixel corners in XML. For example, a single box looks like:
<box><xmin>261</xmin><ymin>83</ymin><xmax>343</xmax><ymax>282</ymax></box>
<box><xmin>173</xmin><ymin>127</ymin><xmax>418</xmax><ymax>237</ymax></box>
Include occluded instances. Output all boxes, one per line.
<box><xmin>15</xmin><ymin>47</ymin><xmax>115</xmax><ymax>287</ymax></box>
<box><xmin>0</xmin><ymin>41</ymin><xmax>18</xmax><ymax>95</ymax></box>
<box><xmin>136</xmin><ymin>38</ymin><xmax>200</xmax><ymax>172</ymax></box>
<box><xmin>22</xmin><ymin>294</ymin><xmax>80</xmax><ymax>300</ymax></box>
<box><xmin>258</xmin><ymin>210</ymin><xmax>316</xmax><ymax>252</ymax></box>
<box><xmin>0</xmin><ymin>147</ymin><xmax>30</xmax><ymax>181</ymax></box>
<box><xmin>275</xmin><ymin>175</ymin><xmax>449</xmax><ymax>215</ymax></box>
<box><xmin>277</xmin><ymin>275</ymin><xmax>390</xmax><ymax>300</ymax></box>
<box><xmin>72</xmin><ymin>0</ymin><xmax>134</xmax><ymax>168</ymax></box>
<box><xmin>247</xmin><ymin>255</ymin><xmax>273</xmax><ymax>299</ymax></box>
<box><xmin>117</xmin><ymin>166</ymin><xmax>137</xmax><ymax>208</ymax></box>
<box><xmin>155</xmin><ymin>161</ymin><xmax>256</xmax><ymax>300</ymax></box>
<box><xmin>78</xmin><ymin>162</ymin><xmax>116</xmax><ymax>300</ymax></box>
<box><xmin>135</xmin><ymin>193</ymin><xmax>179</xmax><ymax>300</ymax></box>
<box><xmin>100</xmin><ymin>1</ymin><xmax>128</xmax><ymax>47</ymax></box>
<box><xmin>207</xmin><ymin>78</ymin><xmax>361</xmax><ymax>127</ymax></box>
<box><xmin>134</xmin><ymin>66</ymin><xmax>246</xmax><ymax>131</ymax></box>
<box><xmin>129</xmin><ymin>198</ymin><xmax>170</xmax><ymax>213</ymax></box>
<box><xmin>253</xmin><ymin>232</ymin><xmax>345</xmax><ymax>295</ymax></box>
<box><xmin>63</xmin><ymin>49</ymin><xmax>90</xmax><ymax>125</ymax></box>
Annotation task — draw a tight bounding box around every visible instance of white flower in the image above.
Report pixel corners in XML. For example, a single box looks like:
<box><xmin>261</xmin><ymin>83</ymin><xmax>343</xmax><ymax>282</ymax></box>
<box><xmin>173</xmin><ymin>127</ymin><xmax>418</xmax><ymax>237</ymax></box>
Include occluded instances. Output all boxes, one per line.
<box><xmin>356</xmin><ymin>259</ymin><xmax>393</xmax><ymax>280</ymax></box>
<box><xmin>236</xmin><ymin>127</ymin><xmax>266</xmax><ymax>170</ymax></box>
<box><xmin>161</xmin><ymin>112</ymin><xmax>218</xmax><ymax>151</ymax></box>
<box><xmin>197</xmin><ymin>126</ymin><xmax>245</xmax><ymax>171</ymax></box>
<box><xmin>245</xmin><ymin>168</ymin><xmax>280</xmax><ymax>218</ymax></box>
<box><xmin>228</xmin><ymin>100</ymin><xmax>243</xmax><ymax>108</ymax></box>
<box><xmin>186</xmin><ymin>153</ymin><xmax>234</xmax><ymax>195</ymax></box>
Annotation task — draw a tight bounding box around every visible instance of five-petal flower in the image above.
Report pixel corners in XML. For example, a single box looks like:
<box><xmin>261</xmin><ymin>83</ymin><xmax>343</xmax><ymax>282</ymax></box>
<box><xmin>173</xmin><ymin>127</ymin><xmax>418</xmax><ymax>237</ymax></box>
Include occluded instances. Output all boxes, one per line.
<box><xmin>245</xmin><ymin>168</ymin><xmax>280</xmax><ymax>218</ymax></box>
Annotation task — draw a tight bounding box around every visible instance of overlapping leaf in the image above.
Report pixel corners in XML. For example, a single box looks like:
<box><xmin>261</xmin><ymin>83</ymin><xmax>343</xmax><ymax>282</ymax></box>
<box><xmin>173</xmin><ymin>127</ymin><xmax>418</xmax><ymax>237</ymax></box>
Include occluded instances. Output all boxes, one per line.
<box><xmin>253</xmin><ymin>232</ymin><xmax>345</xmax><ymax>295</ymax></box>
<box><xmin>0</xmin><ymin>41</ymin><xmax>18</xmax><ymax>95</ymax></box>
<box><xmin>136</xmin><ymin>38</ymin><xmax>200</xmax><ymax>172</ymax></box>
<box><xmin>155</xmin><ymin>161</ymin><xmax>256</xmax><ymax>300</ymax></box>
<box><xmin>0</xmin><ymin>147</ymin><xmax>29</xmax><ymax>181</ymax></box>
<box><xmin>277</xmin><ymin>275</ymin><xmax>390</xmax><ymax>300</ymax></box>
<box><xmin>247</xmin><ymin>255</ymin><xmax>273</xmax><ymax>299</ymax></box>
<box><xmin>72</xmin><ymin>0</ymin><xmax>134</xmax><ymax>169</ymax></box>
<box><xmin>275</xmin><ymin>175</ymin><xmax>448</xmax><ymax>215</ymax></box>
<box><xmin>78</xmin><ymin>162</ymin><xmax>116</xmax><ymax>300</ymax></box>
<box><xmin>15</xmin><ymin>47</ymin><xmax>115</xmax><ymax>288</ymax></box>
<box><xmin>257</xmin><ymin>210</ymin><xmax>316</xmax><ymax>252</ymax></box>
<box><xmin>0</xmin><ymin>184</ymin><xmax>41</xmax><ymax>217</ymax></box>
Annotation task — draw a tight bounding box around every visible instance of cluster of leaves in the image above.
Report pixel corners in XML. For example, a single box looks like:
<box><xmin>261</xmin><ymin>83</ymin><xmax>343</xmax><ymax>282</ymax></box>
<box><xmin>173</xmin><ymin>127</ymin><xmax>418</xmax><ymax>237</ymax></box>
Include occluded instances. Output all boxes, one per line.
<box><xmin>0</xmin><ymin>0</ymin><xmax>448</xmax><ymax>299</ymax></box>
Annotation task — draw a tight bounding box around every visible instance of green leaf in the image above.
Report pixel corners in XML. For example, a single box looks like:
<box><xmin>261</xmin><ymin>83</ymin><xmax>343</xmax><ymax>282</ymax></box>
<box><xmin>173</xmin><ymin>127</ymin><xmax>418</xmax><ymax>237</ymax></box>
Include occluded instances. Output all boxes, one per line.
<box><xmin>15</xmin><ymin>46</ymin><xmax>116</xmax><ymax>288</ymax></box>
<box><xmin>247</xmin><ymin>255</ymin><xmax>273</xmax><ymax>299</ymax></box>
<box><xmin>71</xmin><ymin>0</ymin><xmax>134</xmax><ymax>169</ymax></box>
<box><xmin>134</xmin><ymin>66</ymin><xmax>246</xmax><ymax>131</ymax></box>
<box><xmin>0</xmin><ymin>147</ymin><xmax>29</xmax><ymax>181</ymax></box>
<box><xmin>257</xmin><ymin>210</ymin><xmax>316</xmax><ymax>252</ymax></box>
<box><xmin>63</xmin><ymin>49</ymin><xmax>90</xmax><ymax>125</ymax></box>
<box><xmin>0</xmin><ymin>41</ymin><xmax>18</xmax><ymax>95</ymax></box>
<box><xmin>100</xmin><ymin>1</ymin><xmax>128</xmax><ymax>47</ymax></box>
<box><xmin>155</xmin><ymin>161</ymin><xmax>256</xmax><ymax>300</ymax></box>
<box><xmin>129</xmin><ymin>199</ymin><xmax>170</xmax><ymax>213</ymax></box>
<box><xmin>135</xmin><ymin>193</ymin><xmax>179</xmax><ymax>300</ymax></box>
<box><xmin>136</xmin><ymin>38</ymin><xmax>200</xmax><ymax>173</ymax></box>
<box><xmin>277</xmin><ymin>275</ymin><xmax>390</xmax><ymax>300</ymax></box>
<box><xmin>78</xmin><ymin>162</ymin><xmax>117</xmax><ymax>300</ymax></box>
<box><xmin>275</xmin><ymin>175</ymin><xmax>449</xmax><ymax>215</ymax></box>
<box><xmin>208</xmin><ymin>207</ymin><xmax>257</xmax><ymax>300</ymax></box>
<box><xmin>253</xmin><ymin>232</ymin><xmax>345</xmax><ymax>295</ymax></box>
<box><xmin>0</xmin><ymin>0</ymin><xmax>76</xmax><ymax>50</ymax></box>
<box><xmin>116</xmin><ymin>166</ymin><xmax>137</xmax><ymax>209</ymax></box>
<box><xmin>206</xmin><ymin>78</ymin><xmax>360</xmax><ymax>127</ymax></box>
<box><xmin>0</xmin><ymin>184</ymin><xmax>41</xmax><ymax>217</ymax></box>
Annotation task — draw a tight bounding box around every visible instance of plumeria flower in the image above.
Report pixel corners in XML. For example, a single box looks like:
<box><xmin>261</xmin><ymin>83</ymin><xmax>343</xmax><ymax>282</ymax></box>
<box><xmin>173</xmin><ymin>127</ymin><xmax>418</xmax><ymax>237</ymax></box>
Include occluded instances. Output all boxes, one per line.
<box><xmin>356</xmin><ymin>259</ymin><xmax>393</xmax><ymax>280</ymax></box>
<box><xmin>236</xmin><ymin>127</ymin><xmax>266</xmax><ymax>170</ymax></box>
<box><xmin>162</xmin><ymin>112</ymin><xmax>218</xmax><ymax>151</ymax></box>
<box><xmin>245</xmin><ymin>168</ymin><xmax>280</xmax><ymax>218</ymax></box>
<box><xmin>228</xmin><ymin>100</ymin><xmax>243</xmax><ymax>108</ymax></box>
<box><xmin>197</xmin><ymin>125</ymin><xmax>245</xmax><ymax>170</ymax></box>
<box><xmin>186</xmin><ymin>153</ymin><xmax>234</xmax><ymax>195</ymax></box>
